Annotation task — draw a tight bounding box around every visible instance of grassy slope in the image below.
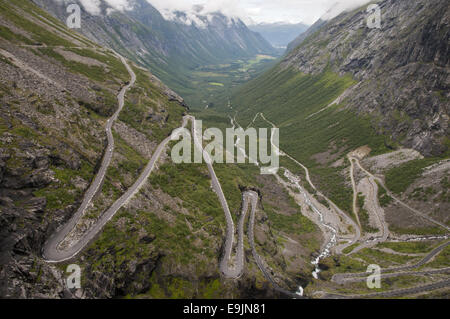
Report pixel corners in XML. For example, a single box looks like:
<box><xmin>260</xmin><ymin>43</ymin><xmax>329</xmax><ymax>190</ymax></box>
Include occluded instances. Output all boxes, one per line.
<box><xmin>0</xmin><ymin>1</ymin><xmax>319</xmax><ymax>298</ymax></box>
<box><xmin>228</xmin><ymin>66</ymin><xmax>391</xmax><ymax>214</ymax></box>
<box><xmin>0</xmin><ymin>0</ymin><xmax>185</xmax><ymax>214</ymax></box>
<box><xmin>0</xmin><ymin>0</ymin><xmax>224</xmax><ymax>297</ymax></box>
<box><xmin>385</xmin><ymin>154</ymin><xmax>450</xmax><ymax>195</ymax></box>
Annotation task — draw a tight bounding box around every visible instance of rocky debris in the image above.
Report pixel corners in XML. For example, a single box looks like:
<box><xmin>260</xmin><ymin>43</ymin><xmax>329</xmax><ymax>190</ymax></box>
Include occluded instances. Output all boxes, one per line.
<box><xmin>0</xmin><ymin>186</ymin><xmax>68</xmax><ymax>298</ymax></box>
<box><xmin>0</xmin><ymin>151</ymin><xmax>9</xmax><ymax>184</ymax></box>
<box><xmin>146</xmin><ymin>113</ymin><xmax>165</xmax><ymax>123</ymax></box>
<box><xmin>0</xmin><ymin>143</ymin><xmax>77</xmax><ymax>297</ymax></box>
<box><xmin>138</xmin><ymin>228</ymin><xmax>156</xmax><ymax>244</ymax></box>
<box><xmin>0</xmin><ymin>257</ymin><xmax>70</xmax><ymax>298</ymax></box>
<box><xmin>362</xmin><ymin>148</ymin><xmax>424</xmax><ymax>173</ymax></box>
<box><xmin>54</xmin><ymin>49</ymin><xmax>108</xmax><ymax>68</ymax></box>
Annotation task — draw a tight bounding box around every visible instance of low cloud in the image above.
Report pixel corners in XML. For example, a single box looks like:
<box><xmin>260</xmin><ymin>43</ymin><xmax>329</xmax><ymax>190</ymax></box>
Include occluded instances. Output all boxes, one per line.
<box><xmin>149</xmin><ymin>0</ymin><xmax>245</xmax><ymax>25</ymax></box>
<box><xmin>148</xmin><ymin>0</ymin><xmax>375</xmax><ymax>25</ymax></box>
<box><xmin>321</xmin><ymin>0</ymin><xmax>374</xmax><ymax>21</ymax></box>
<box><xmin>56</xmin><ymin>0</ymin><xmax>376</xmax><ymax>25</ymax></box>
<box><xmin>56</xmin><ymin>0</ymin><xmax>133</xmax><ymax>15</ymax></box>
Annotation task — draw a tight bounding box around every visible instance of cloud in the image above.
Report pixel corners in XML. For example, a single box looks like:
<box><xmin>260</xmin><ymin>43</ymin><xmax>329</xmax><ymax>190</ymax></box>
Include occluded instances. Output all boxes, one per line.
<box><xmin>106</xmin><ymin>0</ymin><xmax>134</xmax><ymax>12</ymax></box>
<box><xmin>78</xmin><ymin>0</ymin><xmax>101</xmax><ymax>15</ymax></box>
<box><xmin>55</xmin><ymin>0</ymin><xmax>375</xmax><ymax>24</ymax></box>
<box><xmin>149</xmin><ymin>0</ymin><xmax>245</xmax><ymax>24</ymax></box>
<box><xmin>55</xmin><ymin>0</ymin><xmax>133</xmax><ymax>15</ymax></box>
<box><xmin>147</xmin><ymin>0</ymin><xmax>375</xmax><ymax>25</ymax></box>
<box><xmin>321</xmin><ymin>0</ymin><xmax>374</xmax><ymax>21</ymax></box>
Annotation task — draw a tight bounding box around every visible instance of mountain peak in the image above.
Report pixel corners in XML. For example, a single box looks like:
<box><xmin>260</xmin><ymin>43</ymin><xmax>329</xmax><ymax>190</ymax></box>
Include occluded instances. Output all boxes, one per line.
<box><xmin>164</xmin><ymin>10</ymin><xmax>242</xmax><ymax>29</ymax></box>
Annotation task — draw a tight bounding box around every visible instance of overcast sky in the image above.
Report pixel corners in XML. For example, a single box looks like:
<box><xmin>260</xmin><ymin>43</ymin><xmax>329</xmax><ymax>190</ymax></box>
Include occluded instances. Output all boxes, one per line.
<box><xmin>76</xmin><ymin>0</ymin><xmax>373</xmax><ymax>25</ymax></box>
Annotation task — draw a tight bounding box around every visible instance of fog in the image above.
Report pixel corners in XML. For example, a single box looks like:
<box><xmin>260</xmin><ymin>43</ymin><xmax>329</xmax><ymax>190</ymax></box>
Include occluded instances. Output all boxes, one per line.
<box><xmin>63</xmin><ymin>0</ymin><xmax>375</xmax><ymax>25</ymax></box>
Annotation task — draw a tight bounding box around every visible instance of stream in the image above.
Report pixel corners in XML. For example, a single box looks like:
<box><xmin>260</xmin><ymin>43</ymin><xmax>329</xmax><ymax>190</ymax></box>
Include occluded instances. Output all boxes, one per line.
<box><xmin>283</xmin><ymin>169</ymin><xmax>338</xmax><ymax>279</ymax></box>
<box><xmin>228</xmin><ymin>113</ymin><xmax>339</xmax><ymax>293</ymax></box>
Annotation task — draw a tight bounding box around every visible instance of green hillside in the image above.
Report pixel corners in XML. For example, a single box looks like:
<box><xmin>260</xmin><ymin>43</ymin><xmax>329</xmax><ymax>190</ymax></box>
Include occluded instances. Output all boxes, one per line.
<box><xmin>228</xmin><ymin>66</ymin><xmax>392</xmax><ymax>213</ymax></box>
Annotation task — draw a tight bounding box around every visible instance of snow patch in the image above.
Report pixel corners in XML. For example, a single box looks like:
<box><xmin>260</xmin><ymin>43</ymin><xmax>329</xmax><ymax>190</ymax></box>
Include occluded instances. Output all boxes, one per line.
<box><xmin>321</xmin><ymin>0</ymin><xmax>374</xmax><ymax>21</ymax></box>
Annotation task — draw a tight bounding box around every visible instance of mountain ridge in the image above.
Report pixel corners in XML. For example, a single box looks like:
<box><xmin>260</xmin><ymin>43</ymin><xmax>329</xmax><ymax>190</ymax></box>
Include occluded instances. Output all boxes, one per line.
<box><xmin>248</xmin><ymin>22</ymin><xmax>309</xmax><ymax>49</ymax></box>
<box><xmin>0</xmin><ymin>0</ymin><xmax>319</xmax><ymax>298</ymax></box>
<box><xmin>236</xmin><ymin>0</ymin><xmax>449</xmax><ymax>157</ymax></box>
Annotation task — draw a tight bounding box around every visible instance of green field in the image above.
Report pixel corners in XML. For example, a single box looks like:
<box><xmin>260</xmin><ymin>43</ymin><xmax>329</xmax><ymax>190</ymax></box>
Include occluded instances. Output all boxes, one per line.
<box><xmin>184</xmin><ymin>55</ymin><xmax>279</xmax><ymax>110</ymax></box>
<box><xmin>214</xmin><ymin>67</ymin><xmax>394</xmax><ymax>216</ymax></box>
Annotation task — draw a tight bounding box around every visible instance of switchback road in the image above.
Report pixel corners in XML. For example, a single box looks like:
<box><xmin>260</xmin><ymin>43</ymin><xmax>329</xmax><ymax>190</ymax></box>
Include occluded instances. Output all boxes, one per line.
<box><xmin>43</xmin><ymin>54</ymin><xmax>137</xmax><ymax>262</ymax></box>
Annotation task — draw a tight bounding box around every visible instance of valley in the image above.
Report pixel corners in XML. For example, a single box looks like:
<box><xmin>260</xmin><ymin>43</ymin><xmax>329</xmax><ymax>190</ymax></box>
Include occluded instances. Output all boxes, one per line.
<box><xmin>177</xmin><ymin>54</ymin><xmax>278</xmax><ymax>111</ymax></box>
<box><xmin>0</xmin><ymin>0</ymin><xmax>448</xmax><ymax>300</ymax></box>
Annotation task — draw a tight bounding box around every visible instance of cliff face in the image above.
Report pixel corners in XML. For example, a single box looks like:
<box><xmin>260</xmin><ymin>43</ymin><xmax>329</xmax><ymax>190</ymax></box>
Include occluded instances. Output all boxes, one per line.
<box><xmin>283</xmin><ymin>0</ymin><xmax>449</xmax><ymax>156</ymax></box>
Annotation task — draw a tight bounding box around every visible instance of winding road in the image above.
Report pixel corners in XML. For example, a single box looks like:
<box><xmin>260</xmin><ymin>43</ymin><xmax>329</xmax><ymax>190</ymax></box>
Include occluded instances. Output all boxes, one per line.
<box><xmin>326</xmin><ymin>279</ymin><xmax>450</xmax><ymax>299</ymax></box>
<box><xmin>246</xmin><ymin>191</ymin><xmax>304</xmax><ymax>299</ymax></box>
<box><xmin>258</xmin><ymin>113</ymin><xmax>361</xmax><ymax>255</ymax></box>
<box><xmin>43</xmin><ymin>57</ymin><xmax>190</xmax><ymax>263</ymax></box>
<box><xmin>188</xmin><ymin>116</ymin><xmax>243</xmax><ymax>278</ymax></box>
<box><xmin>347</xmin><ymin>154</ymin><xmax>390</xmax><ymax>254</ymax></box>
<box><xmin>191</xmin><ymin>116</ymin><xmax>296</xmax><ymax>293</ymax></box>
<box><xmin>43</xmin><ymin>54</ymin><xmax>137</xmax><ymax>262</ymax></box>
<box><xmin>351</xmin><ymin>156</ymin><xmax>450</xmax><ymax>232</ymax></box>
<box><xmin>332</xmin><ymin>240</ymin><xmax>450</xmax><ymax>284</ymax></box>
<box><xmin>348</xmin><ymin>156</ymin><xmax>362</xmax><ymax>229</ymax></box>
<box><xmin>41</xmin><ymin>63</ymin><xmax>448</xmax><ymax>298</ymax></box>
<box><xmin>248</xmin><ymin>112</ymin><xmax>449</xmax><ymax>298</ymax></box>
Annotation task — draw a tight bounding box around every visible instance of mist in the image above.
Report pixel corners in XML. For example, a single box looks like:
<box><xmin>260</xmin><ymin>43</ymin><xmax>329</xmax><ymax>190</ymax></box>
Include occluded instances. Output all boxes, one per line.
<box><xmin>61</xmin><ymin>0</ymin><xmax>376</xmax><ymax>25</ymax></box>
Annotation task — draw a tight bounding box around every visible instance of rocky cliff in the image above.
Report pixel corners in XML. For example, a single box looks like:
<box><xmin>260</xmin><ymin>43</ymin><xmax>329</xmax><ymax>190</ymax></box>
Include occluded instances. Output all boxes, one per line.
<box><xmin>0</xmin><ymin>0</ymin><xmax>185</xmax><ymax>298</ymax></box>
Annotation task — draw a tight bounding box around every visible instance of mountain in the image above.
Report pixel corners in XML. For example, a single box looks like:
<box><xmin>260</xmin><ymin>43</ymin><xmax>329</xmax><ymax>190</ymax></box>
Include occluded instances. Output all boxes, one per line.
<box><xmin>0</xmin><ymin>0</ymin><xmax>189</xmax><ymax>297</ymax></box>
<box><xmin>31</xmin><ymin>0</ymin><xmax>278</xmax><ymax>106</ymax></box>
<box><xmin>286</xmin><ymin>19</ymin><xmax>326</xmax><ymax>53</ymax></box>
<box><xmin>234</xmin><ymin>0</ymin><xmax>449</xmax><ymax>157</ymax></box>
<box><xmin>2</xmin><ymin>0</ymin><xmax>449</xmax><ymax>301</ymax></box>
<box><xmin>230</xmin><ymin>0</ymin><xmax>449</xmax><ymax>219</ymax></box>
<box><xmin>0</xmin><ymin>0</ymin><xmax>321</xmax><ymax>298</ymax></box>
<box><xmin>248</xmin><ymin>22</ymin><xmax>309</xmax><ymax>49</ymax></box>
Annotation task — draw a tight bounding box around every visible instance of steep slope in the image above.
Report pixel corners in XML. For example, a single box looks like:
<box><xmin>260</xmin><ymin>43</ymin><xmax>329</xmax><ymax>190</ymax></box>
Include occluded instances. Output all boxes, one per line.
<box><xmin>0</xmin><ymin>0</ymin><xmax>322</xmax><ymax>299</ymax></box>
<box><xmin>31</xmin><ymin>0</ymin><xmax>278</xmax><ymax>106</ymax></box>
<box><xmin>248</xmin><ymin>22</ymin><xmax>309</xmax><ymax>49</ymax></box>
<box><xmin>0</xmin><ymin>0</ymin><xmax>183</xmax><ymax>297</ymax></box>
<box><xmin>226</xmin><ymin>2</ymin><xmax>449</xmax><ymax>297</ymax></box>
<box><xmin>286</xmin><ymin>19</ymin><xmax>326</xmax><ymax>53</ymax></box>
<box><xmin>282</xmin><ymin>0</ymin><xmax>449</xmax><ymax>157</ymax></box>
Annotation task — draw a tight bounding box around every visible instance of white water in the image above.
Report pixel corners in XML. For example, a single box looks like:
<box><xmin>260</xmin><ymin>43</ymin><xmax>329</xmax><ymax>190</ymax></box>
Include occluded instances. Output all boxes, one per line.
<box><xmin>283</xmin><ymin>169</ymin><xmax>338</xmax><ymax>280</ymax></box>
<box><xmin>228</xmin><ymin>112</ymin><xmax>339</xmax><ymax>292</ymax></box>
<box><xmin>296</xmin><ymin>286</ymin><xmax>304</xmax><ymax>297</ymax></box>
